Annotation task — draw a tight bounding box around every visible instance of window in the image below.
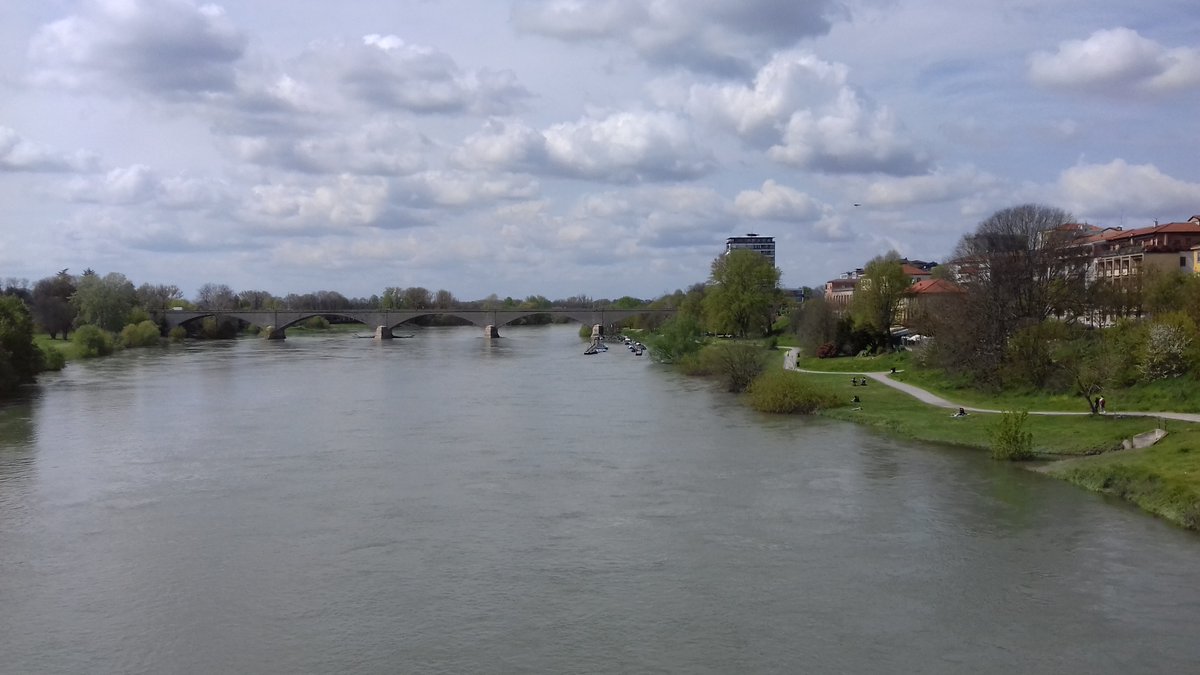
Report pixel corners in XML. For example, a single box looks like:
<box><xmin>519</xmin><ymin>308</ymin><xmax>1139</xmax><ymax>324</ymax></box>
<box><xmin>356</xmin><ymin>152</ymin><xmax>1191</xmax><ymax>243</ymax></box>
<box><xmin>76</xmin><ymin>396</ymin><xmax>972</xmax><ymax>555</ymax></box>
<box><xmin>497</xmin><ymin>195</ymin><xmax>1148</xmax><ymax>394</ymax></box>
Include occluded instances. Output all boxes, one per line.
<box><xmin>1182</xmin><ymin>256</ymin><xmax>1188</xmax><ymax>267</ymax></box>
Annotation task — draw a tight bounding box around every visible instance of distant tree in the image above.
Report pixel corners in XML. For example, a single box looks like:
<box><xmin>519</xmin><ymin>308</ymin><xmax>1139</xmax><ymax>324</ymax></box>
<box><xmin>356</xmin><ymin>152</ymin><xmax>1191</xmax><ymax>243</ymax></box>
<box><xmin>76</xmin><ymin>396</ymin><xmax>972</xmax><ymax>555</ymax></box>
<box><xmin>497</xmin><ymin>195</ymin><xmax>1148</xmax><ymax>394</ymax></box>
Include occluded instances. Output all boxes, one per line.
<box><xmin>73</xmin><ymin>272</ymin><xmax>136</xmax><ymax>332</ymax></box>
<box><xmin>195</xmin><ymin>283</ymin><xmax>237</xmax><ymax>310</ymax></box>
<box><xmin>703</xmin><ymin>249</ymin><xmax>781</xmax><ymax>337</ymax></box>
<box><xmin>0</xmin><ymin>295</ymin><xmax>44</xmax><ymax>396</ymax></box>
<box><xmin>433</xmin><ymin>289</ymin><xmax>456</xmax><ymax>309</ymax></box>
<box><xmin>237</xmin><ymin>289</ymin><xmax>277</xmax><ymax>310</ymax></box>
<box><xmin>929</xmin><ymin>265</ymin><xmax>955</xmax><ymax>281</ymax></box>
<box><xmin>135</xmin><ymin>283</ymin><xmax>183</xmax><ymax>311</ymax></box>
<box><xmin>2</xmin><ymin>278</ymin><xmax>31</xmax><ymax>303</ymax></box>
<box><xmin>850</xmin><ymin>251</ymin><xmax>910</xmax><ymax>351</ymax></box>
<box><xmin>790</xmin><ymin>296</ymin><xmax>837</xmax><ymax>356</ymax></box>
<box><xmin>32</xmin><ymin>270</ymin><xmax>77</xmax><ymax>339</ymax></box>
<box><xmin>401</xmin><ymin>287</ymin><xmax>432</xmax><ymax>310</ymax></box>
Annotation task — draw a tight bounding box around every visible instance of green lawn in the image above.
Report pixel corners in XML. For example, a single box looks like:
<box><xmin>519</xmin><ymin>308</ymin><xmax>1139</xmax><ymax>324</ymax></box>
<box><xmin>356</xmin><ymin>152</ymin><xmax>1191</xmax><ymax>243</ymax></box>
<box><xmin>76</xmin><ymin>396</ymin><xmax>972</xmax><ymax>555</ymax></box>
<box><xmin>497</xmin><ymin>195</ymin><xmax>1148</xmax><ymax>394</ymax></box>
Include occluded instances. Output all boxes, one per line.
<box><xmin>795</xmin><ymin>370</ymin><xmax>1154</xmax><ymax>456</ymax></box>
<box><xmin>799</xmin><ymin>351</ymin><xmax>1200</xmax><ymax>415</ymax></box>
<box><xmin>34</xmin><ymin>334</ymin><xmax>85</xmax><ymax>361</ymax></box>
<box><xmin>1040</xmin><ymin>425</ymin><xmax>1200</xmax><ymax>529</ymax></box>
<box><xmin>779</xmin><ymin>366</ymin><xmax>1200</xmax><ymax>531</ymax></box>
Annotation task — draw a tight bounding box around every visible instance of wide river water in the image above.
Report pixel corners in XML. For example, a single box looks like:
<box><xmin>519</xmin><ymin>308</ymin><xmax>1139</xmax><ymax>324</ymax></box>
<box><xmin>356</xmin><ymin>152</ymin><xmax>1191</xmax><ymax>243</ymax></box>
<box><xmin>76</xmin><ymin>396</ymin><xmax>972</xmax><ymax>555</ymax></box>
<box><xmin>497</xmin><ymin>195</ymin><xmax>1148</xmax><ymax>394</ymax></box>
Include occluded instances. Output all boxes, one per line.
<box><xmin>1</xmin><ymin>324</ymin><xmax>1198</xmax><ymax>674</ymax></box>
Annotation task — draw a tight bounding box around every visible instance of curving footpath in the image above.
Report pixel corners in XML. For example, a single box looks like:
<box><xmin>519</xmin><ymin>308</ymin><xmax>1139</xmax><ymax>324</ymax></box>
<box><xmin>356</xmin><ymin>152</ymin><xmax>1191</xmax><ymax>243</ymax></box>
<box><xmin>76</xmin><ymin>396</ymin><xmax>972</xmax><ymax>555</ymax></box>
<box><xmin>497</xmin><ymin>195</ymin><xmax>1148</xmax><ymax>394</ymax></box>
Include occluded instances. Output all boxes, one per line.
<box><xmin>782</xmin><ymin>348</ymin><xmax>1200</xmax><ymax>424</ymax></box>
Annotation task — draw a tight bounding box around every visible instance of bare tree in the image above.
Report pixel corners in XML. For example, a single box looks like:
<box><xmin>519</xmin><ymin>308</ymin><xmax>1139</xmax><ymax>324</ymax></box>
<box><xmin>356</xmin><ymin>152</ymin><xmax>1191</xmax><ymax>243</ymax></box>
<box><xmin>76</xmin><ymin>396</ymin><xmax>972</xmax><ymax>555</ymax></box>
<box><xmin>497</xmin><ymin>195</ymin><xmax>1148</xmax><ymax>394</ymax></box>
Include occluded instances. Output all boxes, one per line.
<box><xmin>943</xmin><ymin>204</ymin><xmax>1087</xmax><ymax>380</ymax></box>
<box><xmin>195</xmin><ymin>283</ymin><xmax>237</xmax><ymax>310</ymax></box>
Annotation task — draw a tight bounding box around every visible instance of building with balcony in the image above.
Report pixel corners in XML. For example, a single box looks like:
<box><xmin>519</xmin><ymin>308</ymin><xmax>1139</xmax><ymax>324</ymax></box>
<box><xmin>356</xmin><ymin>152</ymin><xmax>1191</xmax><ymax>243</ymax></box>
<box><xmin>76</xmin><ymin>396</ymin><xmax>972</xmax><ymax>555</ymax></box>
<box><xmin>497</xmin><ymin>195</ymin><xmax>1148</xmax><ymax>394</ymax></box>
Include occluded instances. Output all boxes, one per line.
<box><xmin>725</xmin><ymin>234</ymin><xmax>775</xmax><ymax>266</ymax></box>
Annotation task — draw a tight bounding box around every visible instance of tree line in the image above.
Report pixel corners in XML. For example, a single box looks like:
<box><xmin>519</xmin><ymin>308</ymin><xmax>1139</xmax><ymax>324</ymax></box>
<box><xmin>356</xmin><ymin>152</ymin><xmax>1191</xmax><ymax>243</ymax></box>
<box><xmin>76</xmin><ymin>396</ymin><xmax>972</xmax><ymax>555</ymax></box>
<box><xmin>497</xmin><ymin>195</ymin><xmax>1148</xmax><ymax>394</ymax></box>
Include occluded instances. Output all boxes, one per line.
<box><xmin>789</xmin><ymin>204</ymin><xmax>1200</xmax><ymax>411</ymax></box>
<box><xmin>0</xmin><ymin>268</ymin><xmax>681</xmax><ymax>397</ymax></box>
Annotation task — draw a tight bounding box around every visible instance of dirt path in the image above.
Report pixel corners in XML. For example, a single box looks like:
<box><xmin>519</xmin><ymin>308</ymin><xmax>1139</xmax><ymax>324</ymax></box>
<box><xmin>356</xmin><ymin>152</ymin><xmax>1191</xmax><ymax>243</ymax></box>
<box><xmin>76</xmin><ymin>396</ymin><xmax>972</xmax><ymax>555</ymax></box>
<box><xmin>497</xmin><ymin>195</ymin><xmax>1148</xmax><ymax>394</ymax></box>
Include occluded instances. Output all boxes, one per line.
<box><xmin>783</xmin><ymin>348</ymin><xmax>1200</xmax><ymax>424</ymax></box>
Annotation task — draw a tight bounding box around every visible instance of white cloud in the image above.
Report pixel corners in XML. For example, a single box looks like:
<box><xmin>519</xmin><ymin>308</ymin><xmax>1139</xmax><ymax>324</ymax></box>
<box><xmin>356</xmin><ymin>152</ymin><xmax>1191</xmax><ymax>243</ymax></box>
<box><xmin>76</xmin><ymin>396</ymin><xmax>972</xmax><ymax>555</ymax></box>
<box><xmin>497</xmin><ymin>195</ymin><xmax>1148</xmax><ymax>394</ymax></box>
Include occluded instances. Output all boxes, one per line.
<box><xmin>241</xmin><ymin>175</ymin><xmax>392</xmax><ymax>231</ymax></box>
<box><xmin>734</xmin><ymin>180</ymin><xmax>823</xmax><ymax>221</ymax></box>
<box><xmin>686</xmin><ymin>52</ymin><xmax>929</xmax><ymax>175</ymax></box>
<box><xmin>453</xmin><ymin>119</ymin><xmax>547</xmax><ymax>171</ymax></box>
<box><xmin>1056</xmin><ymin>160</ymin><xmax>1200</xmax><ymax>219</ymax></box>
<box><xmin>861</xmin><ymin>167</ymin><xmax>996</xmax><ymax>208</ymax></box>
<box><xmin>542</xmin><ymin>110</ymin><xmax>715</xmax><ymax>182</ymax></box>
<box><xmin>225</xmin><ymin>120</ymin><xmax>430</xmax><ymax>175</ymax></box>
<box><xmin>399</xmin><ymin>170</ymin><xmax>539</xmax><ymax>207</ymax></box>
<box><xmin>1029</xmin><ymin>28</ymin><xmax>1200</xmax><ymax>96</ymax></box>
<box><xmin>0</xmin><ymin>126</ymin><xmax>99</xmax><ymax>173</ymax></box>
<box><xmin>27</xmin><ymin>0</ymin><xmax>246</xmax><ymax>96</ymax></box>
<box><xmin>293</xmin><ymin>34</ymin><xmax>530</xmax><ymax>115</ymax></box>
<box><xmin>512</xmin><ymin>0</ymin><xmax>844</xmax><ymax>75</ymax></box>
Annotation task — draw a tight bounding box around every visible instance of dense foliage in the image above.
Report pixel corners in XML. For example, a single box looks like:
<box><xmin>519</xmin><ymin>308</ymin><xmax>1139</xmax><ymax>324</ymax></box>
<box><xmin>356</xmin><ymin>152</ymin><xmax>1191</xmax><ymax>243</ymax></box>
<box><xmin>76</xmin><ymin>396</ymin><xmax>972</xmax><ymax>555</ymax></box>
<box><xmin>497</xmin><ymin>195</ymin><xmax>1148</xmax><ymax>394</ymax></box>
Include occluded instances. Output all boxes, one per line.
<box><xmin>746</xmin><ymin>370</ymin><xmax>841</xmax><ymax>413</ymax></box>
<box><xmin>72</xmin><ymin>325</ymin><xmax>115</xmax><ymax>358</ymax></box>
<box><xmin>0</xmin><ymin>296</ymin><xmax>44</xmax><ymax>395</ymax></box>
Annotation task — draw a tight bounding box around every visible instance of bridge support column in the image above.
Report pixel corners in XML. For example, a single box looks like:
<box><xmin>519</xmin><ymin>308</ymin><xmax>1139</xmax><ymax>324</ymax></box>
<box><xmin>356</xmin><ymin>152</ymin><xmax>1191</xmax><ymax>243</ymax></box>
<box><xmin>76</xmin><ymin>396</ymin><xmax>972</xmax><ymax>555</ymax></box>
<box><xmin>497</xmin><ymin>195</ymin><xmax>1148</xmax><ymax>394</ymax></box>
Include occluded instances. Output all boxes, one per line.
<box><xmin>484</xmin><ymin>324</ymin><xmax>500</xmax><ymax>339</ymax></box>
<box><xmin>374</xmin><ymin>326</ymin><xmax>394</xmax><ymax>340</ymax></box>
<box><xmin>263</xmin><ymin>325</ymin><xmax>286</xmax><ymax>340</ymax></box>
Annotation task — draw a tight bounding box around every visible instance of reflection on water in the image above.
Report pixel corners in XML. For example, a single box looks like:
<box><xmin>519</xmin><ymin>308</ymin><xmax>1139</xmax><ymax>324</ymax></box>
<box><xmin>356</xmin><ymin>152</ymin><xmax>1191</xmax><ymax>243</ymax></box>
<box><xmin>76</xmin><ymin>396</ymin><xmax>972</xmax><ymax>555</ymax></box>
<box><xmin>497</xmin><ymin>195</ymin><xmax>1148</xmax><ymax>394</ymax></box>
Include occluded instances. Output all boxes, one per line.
<box><xmin>0</xmin><ymin>325</ymin><xmax>1198</xmax><ymax>674</ymax></box>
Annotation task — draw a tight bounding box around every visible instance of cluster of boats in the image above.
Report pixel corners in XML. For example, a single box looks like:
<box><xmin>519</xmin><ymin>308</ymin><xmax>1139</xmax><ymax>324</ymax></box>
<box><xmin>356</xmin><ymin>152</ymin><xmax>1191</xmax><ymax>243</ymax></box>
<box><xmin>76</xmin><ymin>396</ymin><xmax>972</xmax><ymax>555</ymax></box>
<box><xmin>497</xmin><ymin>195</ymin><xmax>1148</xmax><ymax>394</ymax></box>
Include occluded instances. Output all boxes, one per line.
<box><xmin>583</xmin><ymin>335</ymin><xmax>645</xmax><ymax>356</ymax></box>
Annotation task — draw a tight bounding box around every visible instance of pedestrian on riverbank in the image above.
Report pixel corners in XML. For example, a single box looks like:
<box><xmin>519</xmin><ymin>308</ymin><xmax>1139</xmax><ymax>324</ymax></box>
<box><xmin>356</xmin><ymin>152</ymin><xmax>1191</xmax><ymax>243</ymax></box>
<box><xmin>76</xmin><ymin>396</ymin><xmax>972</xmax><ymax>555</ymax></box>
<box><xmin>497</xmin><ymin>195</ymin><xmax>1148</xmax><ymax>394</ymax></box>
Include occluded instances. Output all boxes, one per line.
<box><xmin>1098</xmin><ymin>396</ymin><xmax>1106</xmax><ymax>414</ymax></box>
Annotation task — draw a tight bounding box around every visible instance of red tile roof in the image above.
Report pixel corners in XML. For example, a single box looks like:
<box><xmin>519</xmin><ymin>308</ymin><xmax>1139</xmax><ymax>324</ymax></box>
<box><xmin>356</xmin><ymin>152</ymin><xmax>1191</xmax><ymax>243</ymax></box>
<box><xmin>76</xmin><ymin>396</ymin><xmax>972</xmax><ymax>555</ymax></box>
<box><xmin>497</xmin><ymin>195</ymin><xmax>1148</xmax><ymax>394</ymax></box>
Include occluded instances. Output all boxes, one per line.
<box><xmin>907</xmin><ymin>279</ymin><xmax>964</xmax><ymax>295</ymax></box>
<box><xmin>1103</xmin><ymin>221</ymin><xmax>1200</xmax><ymax>242</ymax></box>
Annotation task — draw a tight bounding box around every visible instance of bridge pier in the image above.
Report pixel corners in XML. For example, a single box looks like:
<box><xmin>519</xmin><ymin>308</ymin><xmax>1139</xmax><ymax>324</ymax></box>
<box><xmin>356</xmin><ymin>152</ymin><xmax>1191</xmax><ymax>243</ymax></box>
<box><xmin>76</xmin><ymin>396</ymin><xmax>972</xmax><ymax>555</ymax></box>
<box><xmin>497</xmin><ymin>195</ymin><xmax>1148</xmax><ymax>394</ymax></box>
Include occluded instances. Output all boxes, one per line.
<box><xmin>374</xmin><ymin>326</ymin><xmax>394</xmax><ymax>340</ymax></box>
<box><xmin>484</xmin><ymin>324</ymin><xmax>500</xmax><ymax>339</ymax></box>
<box><xmin>263</xmin><ymin>325</ymin><xmax>286</xmax><ymax>340</ymax></box>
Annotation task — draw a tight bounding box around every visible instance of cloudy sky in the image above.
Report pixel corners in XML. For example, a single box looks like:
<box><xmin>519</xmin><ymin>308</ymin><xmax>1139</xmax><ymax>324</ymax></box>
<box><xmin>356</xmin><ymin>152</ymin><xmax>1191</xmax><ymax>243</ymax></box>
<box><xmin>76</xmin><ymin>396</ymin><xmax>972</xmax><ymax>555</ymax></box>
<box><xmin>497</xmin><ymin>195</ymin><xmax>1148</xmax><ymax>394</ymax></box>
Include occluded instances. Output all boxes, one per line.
<box><xmin>2</xmin><ymin>0</ymin><xmax>1198</xmax><ymax>301</ymax></box>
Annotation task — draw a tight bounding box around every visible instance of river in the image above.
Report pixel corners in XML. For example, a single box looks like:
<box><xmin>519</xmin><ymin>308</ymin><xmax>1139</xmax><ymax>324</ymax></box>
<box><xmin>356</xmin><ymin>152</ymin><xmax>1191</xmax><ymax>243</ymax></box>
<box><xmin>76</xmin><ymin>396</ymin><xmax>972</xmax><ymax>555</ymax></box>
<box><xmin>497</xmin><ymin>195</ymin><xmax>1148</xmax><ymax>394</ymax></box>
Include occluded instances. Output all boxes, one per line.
<box><xmin>1</xmin><ymin>324</ymin><xmax>1197</xmax><ymax>674</ymax></box>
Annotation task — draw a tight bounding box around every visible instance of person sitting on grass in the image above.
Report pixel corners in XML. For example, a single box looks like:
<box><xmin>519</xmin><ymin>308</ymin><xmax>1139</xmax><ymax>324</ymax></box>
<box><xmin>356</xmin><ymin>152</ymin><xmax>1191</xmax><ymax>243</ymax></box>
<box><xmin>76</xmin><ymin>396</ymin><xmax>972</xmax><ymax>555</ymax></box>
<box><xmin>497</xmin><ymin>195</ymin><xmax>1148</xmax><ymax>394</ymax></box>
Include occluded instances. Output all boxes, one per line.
<box><xmin>953</xmin><ymin>407</ymin><xmax>968</xmax><ymax>418</ymax></box>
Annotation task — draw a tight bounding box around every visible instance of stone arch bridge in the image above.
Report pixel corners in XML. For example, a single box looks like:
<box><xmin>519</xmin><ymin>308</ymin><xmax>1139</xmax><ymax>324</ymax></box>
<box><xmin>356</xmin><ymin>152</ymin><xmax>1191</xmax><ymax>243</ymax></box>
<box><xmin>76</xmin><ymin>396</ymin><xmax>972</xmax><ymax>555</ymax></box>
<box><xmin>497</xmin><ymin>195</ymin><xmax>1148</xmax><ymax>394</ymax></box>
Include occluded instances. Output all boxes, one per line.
<box><xmin>158</xmin><ymin>308</ymin><xmax>676</xmax><ymax>340</ymax></box>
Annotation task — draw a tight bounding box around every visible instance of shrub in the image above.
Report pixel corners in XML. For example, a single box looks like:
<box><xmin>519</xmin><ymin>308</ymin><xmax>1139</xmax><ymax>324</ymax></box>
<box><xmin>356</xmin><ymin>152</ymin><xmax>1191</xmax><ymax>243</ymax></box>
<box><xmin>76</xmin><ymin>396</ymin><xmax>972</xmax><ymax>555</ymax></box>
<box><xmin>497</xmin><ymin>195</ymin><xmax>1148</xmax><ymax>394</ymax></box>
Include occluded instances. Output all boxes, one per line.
<box><xmin>72</xmin><ymin>324</ymin><xmax>115</xmax><ymax>358</ymax></box>
<box><xmin>646</xmin><ymin>315</ymin><xmax>703</xmax><ymax>363</ymax></box>
<box><xmin>816</xmin><ymin>342</ymin><xmax>838</xmax><ymax>358</ymax></box>
<box><xmin>168</xmin><ymin>326</ymin><xmax>187</xmax><ymax>342</ymax></box>
<box><xmin>991</xmin><ymin>410</ymin><xmax>1035</xmax><ymax>461</ymax></box>
<box><xmin>39</xmin><ymin>344</ymin><xmax>66</xmax><ymax>371</ymax></box>
<box><xmin>120</xmin><ymin>320</ymin><xmax>162</xmax><ymax>348</ymax></box>
<box><xmin>711</xmin><ymin>343</ymin><xmax>766</xmax><ymax>392</ymax></box>
<box><xmin>1139</xmin><ymin>313</ymin><xmax>1197</xmax><ymax>381</ymax></box>
<box><xmin>304</xmin><ymin>315</ymin><xmax>330</xmax><ymax>330</ymax></box>
<box><xmin>127</xmin><ymin>307</ymin><xmax>151</xmax><ymax>325</ymax></box>
<box><xmin>746</xmin><ymin>370</ymin><xmax>840</xmax><ymax>413</ymax></box>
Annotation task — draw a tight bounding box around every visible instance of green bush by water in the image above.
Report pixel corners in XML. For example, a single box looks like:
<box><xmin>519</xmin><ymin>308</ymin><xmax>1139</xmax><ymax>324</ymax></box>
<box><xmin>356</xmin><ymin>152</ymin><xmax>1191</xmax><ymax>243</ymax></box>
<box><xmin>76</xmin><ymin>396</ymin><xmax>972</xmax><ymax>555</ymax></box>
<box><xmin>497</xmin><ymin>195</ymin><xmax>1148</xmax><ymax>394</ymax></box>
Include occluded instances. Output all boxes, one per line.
<box><xmin>72</xmin><ymin>325</ymin><xmax>115</xmax><ymax>358</ymax></box>
<box><xmin>990</xmin><ymin>410</ymin><xmax>1035</xmax><ymax>461</ymax></box>
<box><xmin>747</xmin><ymin>370</ymin><xmax>841</xmax><ymax>414</ymax></box>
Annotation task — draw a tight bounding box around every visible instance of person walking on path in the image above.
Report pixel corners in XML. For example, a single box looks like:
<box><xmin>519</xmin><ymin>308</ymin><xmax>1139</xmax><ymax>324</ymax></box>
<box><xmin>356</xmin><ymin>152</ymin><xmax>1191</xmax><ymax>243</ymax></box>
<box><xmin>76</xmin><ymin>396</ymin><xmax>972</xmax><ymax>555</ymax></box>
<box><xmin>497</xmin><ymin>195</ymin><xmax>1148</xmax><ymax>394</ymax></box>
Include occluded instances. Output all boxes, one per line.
<box><xmin>1098</xmin><ymin>396</ymin><xmax>1106</xmax><ymax>414</ymax></box>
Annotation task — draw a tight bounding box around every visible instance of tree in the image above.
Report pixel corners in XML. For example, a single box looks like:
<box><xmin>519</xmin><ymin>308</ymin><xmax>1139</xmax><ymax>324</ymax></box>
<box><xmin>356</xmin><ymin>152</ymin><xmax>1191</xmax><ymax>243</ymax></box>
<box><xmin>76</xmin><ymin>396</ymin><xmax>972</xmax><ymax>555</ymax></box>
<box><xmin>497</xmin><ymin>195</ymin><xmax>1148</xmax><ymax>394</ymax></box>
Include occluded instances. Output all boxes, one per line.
<box><xmin>790</xmin><ymin>296</ymin><xmax>837</xmax><ymax>356</ymax></box>
<box><xmin>433</xmin><ymin>289</ymin><xmax>456</xmax><ymax>309</ymax></box>
<box><xmin>646</xmin><ymin>315</ymin><xmax>703</xmax><ymax>363</ymax></box>
<box><xmin>73</xmin><ymin>272</ymin><xmax>136</xmax><ymax>332</ymax></box>
<box><xmin>135</xmin><ymin>283</ymin><xmax>183</xmax><ymax>311</ymax></box>
<box><xmin>945</xmin><ymin>204</ymin><xmax>1085</xmax><ymax>381</ymax></box>
<box><xmin>401</xmin><ymin>287</ymin><xmax>432</xmax><ymax>310</ymax></box>
<box><xmin>195</xmin><ymin>283</ymin><xmax>236</xmax><ymax>310</ymax></box>
<box><xmin>0</xmin><ymin>295</ymin><xmax>44</xmax><ymax>396</ymax></box>
<box><xmin>702</xmin><ymin>249</ymin><xmax>781</xmax><ymax>337</ymax></box>
<box><xmin>237</xmin><ymin>289</ymin><xmax>278</xmax><ymax>310</ymax></box>
<box><xmin>32</xmin><ymin>269</ymin><xmax>76</xmax><ymax>339</ymax></box>
<box><xmin>850</xmin><ymin>251</ymin><xmax>910</xmax><ymax>351</ymax></box>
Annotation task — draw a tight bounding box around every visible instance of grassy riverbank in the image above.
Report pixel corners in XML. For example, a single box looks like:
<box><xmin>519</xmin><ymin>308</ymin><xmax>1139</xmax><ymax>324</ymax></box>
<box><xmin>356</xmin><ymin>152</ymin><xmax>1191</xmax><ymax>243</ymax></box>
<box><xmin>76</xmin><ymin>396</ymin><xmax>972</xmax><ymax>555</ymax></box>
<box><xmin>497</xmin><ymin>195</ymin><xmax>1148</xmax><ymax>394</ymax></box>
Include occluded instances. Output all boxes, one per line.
<box><xmin>778</xmin><ymin>350</ymin><xmax>1200</xmax><ymax>531</ymax></box>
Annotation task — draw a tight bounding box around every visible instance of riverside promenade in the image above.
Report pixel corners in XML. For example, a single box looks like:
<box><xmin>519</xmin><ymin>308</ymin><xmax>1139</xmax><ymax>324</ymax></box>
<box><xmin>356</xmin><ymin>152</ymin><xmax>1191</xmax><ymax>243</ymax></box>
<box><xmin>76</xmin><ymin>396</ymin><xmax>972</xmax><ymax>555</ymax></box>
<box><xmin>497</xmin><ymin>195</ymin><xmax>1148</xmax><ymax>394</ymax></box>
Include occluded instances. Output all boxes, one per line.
<box><xmin>782</xmin><ymin>348</ymin><xmax>1200</xmax><ymax>424</ymax></box>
